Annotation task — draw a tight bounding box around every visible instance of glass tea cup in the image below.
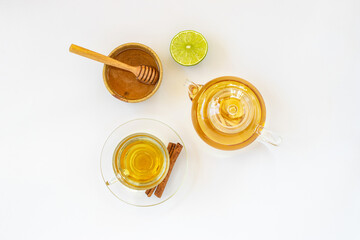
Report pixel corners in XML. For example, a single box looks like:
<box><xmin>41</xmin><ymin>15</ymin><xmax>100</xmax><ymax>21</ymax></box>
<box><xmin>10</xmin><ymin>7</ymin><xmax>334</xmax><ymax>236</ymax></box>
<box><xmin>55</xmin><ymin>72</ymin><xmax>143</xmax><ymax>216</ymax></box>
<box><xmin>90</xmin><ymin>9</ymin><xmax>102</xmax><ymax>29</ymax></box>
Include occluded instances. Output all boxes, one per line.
<box><xmin>100</xmin><ymin>118</ymin><xmax>187</xmax><ymax>207</ymax></box>
<box><xmin>108</xmin><ymin>133</ymin><xmax>170</xmax><ymax>190</ymax></box>
<box><xmin>186</xmin><ymin>76</ymin><xmax>281</xmax><ymax>150</ymax></box>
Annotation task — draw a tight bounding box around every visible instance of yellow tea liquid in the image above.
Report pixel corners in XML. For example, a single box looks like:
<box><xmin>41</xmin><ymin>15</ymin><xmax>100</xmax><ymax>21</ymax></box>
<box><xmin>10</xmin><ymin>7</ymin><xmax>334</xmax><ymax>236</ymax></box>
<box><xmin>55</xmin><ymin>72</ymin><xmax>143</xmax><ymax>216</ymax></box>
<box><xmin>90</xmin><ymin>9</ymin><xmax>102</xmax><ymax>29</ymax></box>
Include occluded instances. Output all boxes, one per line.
<box><xmin>191</xmin><ymin>77</ymin><xmax>266</xmax><ymax>150</ymax></box>
<box><xmin>113</xmin><ymin>133</ymin><xmax>169</xmax><ymax>189</ymax></box>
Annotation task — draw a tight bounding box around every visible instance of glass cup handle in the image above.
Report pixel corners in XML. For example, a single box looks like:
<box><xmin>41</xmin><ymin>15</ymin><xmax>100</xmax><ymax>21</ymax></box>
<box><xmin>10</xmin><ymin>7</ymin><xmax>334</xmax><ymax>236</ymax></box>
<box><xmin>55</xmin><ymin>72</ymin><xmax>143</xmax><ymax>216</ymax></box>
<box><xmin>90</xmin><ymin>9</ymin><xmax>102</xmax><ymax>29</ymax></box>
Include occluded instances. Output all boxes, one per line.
<box><xmin>105</xmin><ymin>176</ymin><xmax>119</xmax><ymax>186</ymax></box>
<box><xmin>256</xmin><ymin>126</ymin><xmax>282</xmax><ymax>146</ymax></box>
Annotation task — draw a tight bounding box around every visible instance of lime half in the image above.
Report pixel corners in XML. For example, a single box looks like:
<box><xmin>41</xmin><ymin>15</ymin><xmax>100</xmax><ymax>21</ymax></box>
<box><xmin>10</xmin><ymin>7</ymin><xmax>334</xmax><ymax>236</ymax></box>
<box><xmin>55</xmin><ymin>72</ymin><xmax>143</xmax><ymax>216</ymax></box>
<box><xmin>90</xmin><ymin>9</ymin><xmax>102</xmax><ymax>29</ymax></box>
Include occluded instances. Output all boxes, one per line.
<box><xmin>170</xmin><ymin>30</ymin><xmax>208</xmax><ymax>66</ymax></box>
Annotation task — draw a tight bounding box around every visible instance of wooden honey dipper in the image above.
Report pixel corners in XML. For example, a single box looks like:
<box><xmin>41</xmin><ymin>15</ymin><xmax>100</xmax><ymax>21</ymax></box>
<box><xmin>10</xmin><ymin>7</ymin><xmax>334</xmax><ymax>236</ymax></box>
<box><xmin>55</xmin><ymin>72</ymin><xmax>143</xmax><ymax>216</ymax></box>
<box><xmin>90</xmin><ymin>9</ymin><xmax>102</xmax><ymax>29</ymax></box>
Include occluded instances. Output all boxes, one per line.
<box><xmin>69</xmin><ymin>44</ymin><xmax>159</xmax><ymax>85</ymax></box>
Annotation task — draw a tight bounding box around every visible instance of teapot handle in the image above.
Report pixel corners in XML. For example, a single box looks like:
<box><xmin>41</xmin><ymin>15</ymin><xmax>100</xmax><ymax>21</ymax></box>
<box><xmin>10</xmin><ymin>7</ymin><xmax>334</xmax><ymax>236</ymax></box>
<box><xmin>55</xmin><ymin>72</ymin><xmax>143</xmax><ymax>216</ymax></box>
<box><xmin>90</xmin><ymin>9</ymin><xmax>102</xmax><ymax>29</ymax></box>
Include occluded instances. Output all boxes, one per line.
<box><xmin>184</xmin><ymin>79</ymin><xmax>203</xmax><ymax>101</ymax></box>
<box><xmin>256</xmin><ymin>126</ymin><xmax>282</xmax><ymax>146</ymax></box>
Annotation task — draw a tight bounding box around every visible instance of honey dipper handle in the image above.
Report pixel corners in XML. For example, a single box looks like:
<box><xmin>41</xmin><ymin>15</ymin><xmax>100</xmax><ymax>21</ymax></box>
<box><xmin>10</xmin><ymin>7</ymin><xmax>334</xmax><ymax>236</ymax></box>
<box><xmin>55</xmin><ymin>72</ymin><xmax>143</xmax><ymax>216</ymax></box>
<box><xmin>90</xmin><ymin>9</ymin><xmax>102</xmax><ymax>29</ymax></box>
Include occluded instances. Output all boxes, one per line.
<box><xmin>69</xmin><ymin>44</ymin><xmax>137</xmax><ymax>73</ymax></box>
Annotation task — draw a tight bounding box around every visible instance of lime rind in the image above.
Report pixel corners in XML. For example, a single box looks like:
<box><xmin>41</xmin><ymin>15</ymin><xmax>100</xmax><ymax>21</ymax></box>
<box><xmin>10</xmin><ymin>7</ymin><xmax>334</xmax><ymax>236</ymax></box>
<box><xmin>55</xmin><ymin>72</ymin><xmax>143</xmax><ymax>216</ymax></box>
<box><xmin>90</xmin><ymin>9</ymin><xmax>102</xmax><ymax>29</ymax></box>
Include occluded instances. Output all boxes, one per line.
<box><xmin>170</xmin><ymin>30</ymin><xmax>208</xmax><ymax>66</ymax></box>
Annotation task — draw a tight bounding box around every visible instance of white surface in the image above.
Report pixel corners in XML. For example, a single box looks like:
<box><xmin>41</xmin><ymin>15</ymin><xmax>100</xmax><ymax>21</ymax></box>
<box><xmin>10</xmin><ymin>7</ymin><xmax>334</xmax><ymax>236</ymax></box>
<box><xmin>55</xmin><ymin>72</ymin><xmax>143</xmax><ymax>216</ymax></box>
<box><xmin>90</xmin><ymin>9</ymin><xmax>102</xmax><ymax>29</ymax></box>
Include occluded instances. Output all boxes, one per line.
<box><xmin>1</xmin><ymin>0</ymin><xmax>359</xmax><ymax>239</ymax></box>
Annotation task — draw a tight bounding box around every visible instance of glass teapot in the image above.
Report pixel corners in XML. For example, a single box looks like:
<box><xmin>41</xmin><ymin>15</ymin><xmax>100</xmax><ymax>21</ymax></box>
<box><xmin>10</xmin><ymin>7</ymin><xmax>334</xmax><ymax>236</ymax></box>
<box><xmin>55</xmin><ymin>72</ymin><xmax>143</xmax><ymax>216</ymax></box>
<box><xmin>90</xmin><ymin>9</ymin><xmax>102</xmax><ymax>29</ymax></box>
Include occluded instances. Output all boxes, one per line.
<box><xmin>186</xmin><ymin>76</ymin><xmax>281</xmax><ymax>150</ymax></box>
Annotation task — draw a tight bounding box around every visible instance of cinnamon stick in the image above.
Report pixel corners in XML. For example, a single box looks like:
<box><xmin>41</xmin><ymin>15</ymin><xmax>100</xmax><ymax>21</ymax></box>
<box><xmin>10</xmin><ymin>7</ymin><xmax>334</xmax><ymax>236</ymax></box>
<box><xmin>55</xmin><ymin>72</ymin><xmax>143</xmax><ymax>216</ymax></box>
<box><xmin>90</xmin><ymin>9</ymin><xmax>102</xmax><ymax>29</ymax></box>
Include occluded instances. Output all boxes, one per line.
<box><xmin>145</xmin><ymin>142</ymin><xmax>176</xmax><ymax>197</ymax></box>
<box><xmin>154</xmin><ymin>143</ymin><xmax>183</xmax><ymax>198</ymax></box>
<box><xmin>145</xmin><ymin>187</ymin><xmax>155</xmax><ymax>197</ymax></box>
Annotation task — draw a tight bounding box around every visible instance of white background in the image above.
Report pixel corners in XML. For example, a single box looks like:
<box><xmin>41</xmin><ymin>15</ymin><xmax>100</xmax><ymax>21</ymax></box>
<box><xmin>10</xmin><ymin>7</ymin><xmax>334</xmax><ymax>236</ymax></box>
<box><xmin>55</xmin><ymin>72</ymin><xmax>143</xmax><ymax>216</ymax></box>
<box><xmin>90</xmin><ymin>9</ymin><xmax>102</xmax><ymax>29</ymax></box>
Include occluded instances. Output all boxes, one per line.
<box><xmin>1</xmin><ymin>0</ymin><xmax>359</xmax><ymax>239</ymax></box>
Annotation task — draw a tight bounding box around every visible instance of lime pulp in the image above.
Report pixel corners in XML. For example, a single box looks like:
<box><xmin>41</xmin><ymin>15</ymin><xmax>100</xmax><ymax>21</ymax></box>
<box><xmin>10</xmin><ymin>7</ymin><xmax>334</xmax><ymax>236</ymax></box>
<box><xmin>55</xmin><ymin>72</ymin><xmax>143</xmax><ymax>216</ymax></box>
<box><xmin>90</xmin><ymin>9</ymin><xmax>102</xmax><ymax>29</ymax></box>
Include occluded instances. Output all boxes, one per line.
<box><xmin>170</xmin><ymin>30</ymin><xmax>208</xmax><ymax>66</ymax></box>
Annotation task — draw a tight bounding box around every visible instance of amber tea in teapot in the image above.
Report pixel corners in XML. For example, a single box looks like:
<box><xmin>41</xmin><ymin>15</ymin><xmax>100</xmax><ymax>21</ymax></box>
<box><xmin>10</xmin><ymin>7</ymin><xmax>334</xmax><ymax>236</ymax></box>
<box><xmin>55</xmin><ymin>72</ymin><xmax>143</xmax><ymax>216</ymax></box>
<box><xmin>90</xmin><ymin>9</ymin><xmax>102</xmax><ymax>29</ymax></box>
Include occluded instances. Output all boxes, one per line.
<box><xmin>187</xmin><ymin>76</ymin><xmax>280</xmax><ymax>150</ymax></box>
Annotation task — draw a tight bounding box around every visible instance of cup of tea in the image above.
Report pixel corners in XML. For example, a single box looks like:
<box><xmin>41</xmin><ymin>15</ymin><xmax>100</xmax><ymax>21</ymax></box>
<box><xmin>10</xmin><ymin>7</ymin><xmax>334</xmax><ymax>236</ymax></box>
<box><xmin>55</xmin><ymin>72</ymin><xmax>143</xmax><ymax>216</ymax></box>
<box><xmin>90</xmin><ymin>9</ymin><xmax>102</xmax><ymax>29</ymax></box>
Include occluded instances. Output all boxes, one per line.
<box><xmin>110</xmin><ymin>133</ymin><xmax>170</xmax><ymax>190</ymax></box>
<box><xmin>100</xmin><ymin>118</ymin><xmax>187</xmax><ymax>207</ymax></box>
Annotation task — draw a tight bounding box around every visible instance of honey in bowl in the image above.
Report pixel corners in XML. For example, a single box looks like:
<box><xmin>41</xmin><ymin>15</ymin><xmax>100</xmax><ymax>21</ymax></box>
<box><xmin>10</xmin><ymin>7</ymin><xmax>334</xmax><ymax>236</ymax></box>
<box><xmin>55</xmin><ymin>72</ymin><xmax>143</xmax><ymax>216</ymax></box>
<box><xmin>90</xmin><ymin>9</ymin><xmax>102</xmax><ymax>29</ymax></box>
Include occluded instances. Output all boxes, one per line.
<box><xmin>112</xmin><ymin>133</ymin><xmax>169</xmax><ymax>190</ymax></box>
<box><xmin>103</xmin><ymin>43</ymin><xmax>163</xmax><ymax>103</ymax></box>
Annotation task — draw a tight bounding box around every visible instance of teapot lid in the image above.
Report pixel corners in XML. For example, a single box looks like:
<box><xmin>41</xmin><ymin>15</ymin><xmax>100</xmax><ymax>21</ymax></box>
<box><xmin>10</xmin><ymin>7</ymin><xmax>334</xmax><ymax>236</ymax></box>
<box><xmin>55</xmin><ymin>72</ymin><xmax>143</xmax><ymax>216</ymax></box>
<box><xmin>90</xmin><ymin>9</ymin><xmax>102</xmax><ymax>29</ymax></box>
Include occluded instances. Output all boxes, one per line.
<box><xmin>191</xmin><ymin>76</ymin><xmax>266</xmax><ymax>150</ymax></box>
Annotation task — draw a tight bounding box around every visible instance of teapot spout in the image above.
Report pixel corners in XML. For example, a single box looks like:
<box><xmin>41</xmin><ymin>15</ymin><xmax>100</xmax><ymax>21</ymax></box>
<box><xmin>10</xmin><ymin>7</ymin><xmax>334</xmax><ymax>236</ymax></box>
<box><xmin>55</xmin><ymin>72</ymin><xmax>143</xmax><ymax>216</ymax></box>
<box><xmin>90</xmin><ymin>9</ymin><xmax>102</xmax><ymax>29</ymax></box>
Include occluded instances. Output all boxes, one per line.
<box><xmin>184</xmin><ymin>79</ymin><xmax>202</xmax><ymax>101</ymax></box>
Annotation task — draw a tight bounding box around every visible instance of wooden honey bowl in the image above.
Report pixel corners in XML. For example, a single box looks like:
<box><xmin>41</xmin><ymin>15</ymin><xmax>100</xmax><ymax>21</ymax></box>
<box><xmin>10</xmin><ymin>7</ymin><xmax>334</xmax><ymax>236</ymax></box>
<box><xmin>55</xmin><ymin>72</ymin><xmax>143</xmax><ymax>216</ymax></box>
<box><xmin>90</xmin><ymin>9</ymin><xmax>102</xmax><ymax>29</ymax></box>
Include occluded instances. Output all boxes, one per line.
<box><xmin>102</xmin><ymin>43</ymin><xmax>163</xmax><ymax>103</ymax></box>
